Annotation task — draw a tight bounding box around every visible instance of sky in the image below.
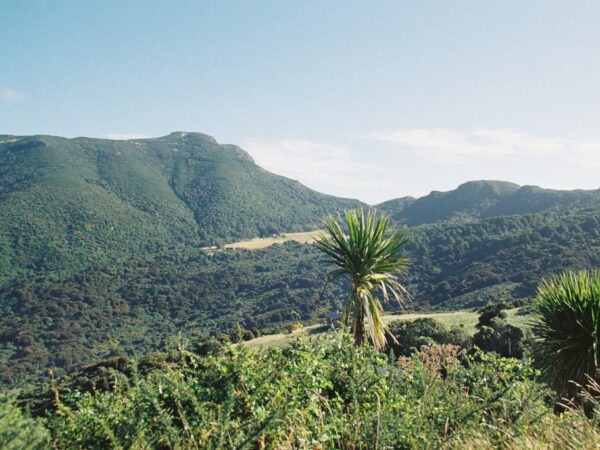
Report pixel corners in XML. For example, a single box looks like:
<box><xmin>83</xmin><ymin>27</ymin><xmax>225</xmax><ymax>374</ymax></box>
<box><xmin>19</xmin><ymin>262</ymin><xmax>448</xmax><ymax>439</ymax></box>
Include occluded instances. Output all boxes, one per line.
<box><xmin>1</xmin><ymin>1</ymin><xmax>600</xmax><ymax>204</ymax></box>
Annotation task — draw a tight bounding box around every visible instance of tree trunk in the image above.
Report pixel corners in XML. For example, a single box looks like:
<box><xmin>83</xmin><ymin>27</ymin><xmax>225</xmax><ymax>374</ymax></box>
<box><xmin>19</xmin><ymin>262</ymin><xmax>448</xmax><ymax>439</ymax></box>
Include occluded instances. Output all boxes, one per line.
<box><xmin>354</xmin><ymin>304</ymin><xmax>365</xmax><ymax>346</ymax></box>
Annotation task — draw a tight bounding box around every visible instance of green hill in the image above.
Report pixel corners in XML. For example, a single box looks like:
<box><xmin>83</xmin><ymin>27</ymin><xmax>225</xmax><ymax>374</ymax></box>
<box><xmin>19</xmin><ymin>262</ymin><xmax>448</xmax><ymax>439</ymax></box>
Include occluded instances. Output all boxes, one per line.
<box><xmin>405</xmin><ymin>210</ymin><xmax>600</xmax><ymax>309</ymax></box>
<box><xmin>0</xmin><ymin>133</ymin><xmax>362</xmax><ymax>282</ymax></box>
<box><xmin>378</xmin><ymin>180</ymin><xmax>600</xmax><ymax>226</ymax></box>
<box><xmin>2</xmin><ymin>209</ymin><xmax>599</xmax><ymax>386</ymax></box>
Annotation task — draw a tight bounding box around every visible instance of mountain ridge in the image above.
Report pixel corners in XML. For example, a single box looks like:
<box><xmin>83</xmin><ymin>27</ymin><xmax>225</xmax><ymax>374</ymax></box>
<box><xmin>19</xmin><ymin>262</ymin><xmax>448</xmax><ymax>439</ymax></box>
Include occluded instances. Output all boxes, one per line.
<box><xmin>0</xmin><ymin>132</ymin><xmax>363</xmax><ymax>282</ymax></box>
<box><xmin>378</xmin><ymin>179</ymin><xmax>600</xmax><ymax>226</ymax></box>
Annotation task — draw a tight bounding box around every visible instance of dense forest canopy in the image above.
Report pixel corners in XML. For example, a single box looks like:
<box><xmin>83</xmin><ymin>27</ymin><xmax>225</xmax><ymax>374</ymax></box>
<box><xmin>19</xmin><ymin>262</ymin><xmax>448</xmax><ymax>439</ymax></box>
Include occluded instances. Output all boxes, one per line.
<box><xmin>0</xmin><ymin>133</ymin><xmax>362</xmax><ymax>282</ymax></box>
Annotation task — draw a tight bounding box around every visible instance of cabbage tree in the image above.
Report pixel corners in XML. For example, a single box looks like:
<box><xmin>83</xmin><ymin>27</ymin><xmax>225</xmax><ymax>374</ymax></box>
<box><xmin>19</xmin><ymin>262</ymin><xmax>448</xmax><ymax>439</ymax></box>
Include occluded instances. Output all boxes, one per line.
<box><xmin>315</xmin><ymin>209</ymin><xmax>409</xmax><ymax>350</ymax></box>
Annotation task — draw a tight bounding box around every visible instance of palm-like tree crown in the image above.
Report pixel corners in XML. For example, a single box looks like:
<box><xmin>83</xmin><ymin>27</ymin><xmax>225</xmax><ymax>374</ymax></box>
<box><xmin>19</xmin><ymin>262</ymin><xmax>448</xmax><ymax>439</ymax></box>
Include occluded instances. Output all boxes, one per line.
<box><xmin>532</xmin><ymin>270</ymin><xmax>600</xmax><ymax>396</ymax></box>
<box><xmin>315</xmin><ymin>209</ymin><xmax>410</xmax><ymax>350</ymax></box>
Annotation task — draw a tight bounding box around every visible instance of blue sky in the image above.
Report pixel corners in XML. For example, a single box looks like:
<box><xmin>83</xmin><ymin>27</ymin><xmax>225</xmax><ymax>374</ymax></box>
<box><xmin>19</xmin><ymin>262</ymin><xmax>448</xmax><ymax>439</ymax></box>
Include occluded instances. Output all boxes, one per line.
<box><xmin>2</xmin><ymin>1</ymin><xmax>600</xmax><ymax>203</ymax></box>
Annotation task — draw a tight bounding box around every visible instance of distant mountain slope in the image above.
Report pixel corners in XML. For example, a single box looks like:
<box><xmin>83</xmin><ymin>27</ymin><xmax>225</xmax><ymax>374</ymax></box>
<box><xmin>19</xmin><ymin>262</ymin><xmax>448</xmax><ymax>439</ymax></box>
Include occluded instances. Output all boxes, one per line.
<box><xmin>378</xmin><ymin>180</ymin><xmax>600</xmax><ymax>226</ymax></box>
<box><xmin>0</xmin><ymin>133</ymin><xmax>362</xmax><ymax>281</ymax></box>
<box><xmin>405</xmin><ymin>210</ymin><xmax>600</xmax><ymax>309</ymax></box>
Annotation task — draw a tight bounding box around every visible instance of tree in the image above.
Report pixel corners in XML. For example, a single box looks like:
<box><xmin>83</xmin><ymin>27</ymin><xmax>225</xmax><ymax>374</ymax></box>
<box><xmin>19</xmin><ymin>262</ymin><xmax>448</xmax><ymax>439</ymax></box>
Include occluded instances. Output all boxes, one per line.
<box><xmin>472</xmin><ymin>303</ymin><xmax>524</xmax><ymax>359</ymax></box>
<box><xmin>388</xmin><ymin>318</ymin><xmax>470</xmax><ymax>357</ymax></box>
<box><xmin>315</xmin><ymin>209</ymin><xmax>409</xmax><ymax>350</ymax></box>
<box><xmin>532</xmin><ymin>270</ymin><xmax>600</xmax><ymax>396</ymax></box>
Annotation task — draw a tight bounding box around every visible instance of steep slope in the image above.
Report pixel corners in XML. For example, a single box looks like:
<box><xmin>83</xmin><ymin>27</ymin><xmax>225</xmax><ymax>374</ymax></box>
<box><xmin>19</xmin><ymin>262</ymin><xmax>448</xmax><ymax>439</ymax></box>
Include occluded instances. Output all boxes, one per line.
<box><xmin>405</xmin><ymin>210</ymin><xmax>600</xmax><ymax>309</ymax></box>
<box><xmin>375</xmin><ymin>196</ymin><xmax>416</xmax><ymax>221</ymax></box>
<box><xmin>0</xmin><ymin>132</ymin><xmax>362</xmax><ymax>282</ymax></box>
<box><xmin>487</xmin><ymin>185</ymin><xmax>600</xmax><ymax>217</ymax></box>
<box><xmin>378</xmin><ymin>180</ymin><xmax>600</xmax><ymax>226</ymax></box>
<box><xmin>0</xmin><ymin>135</ymin><xmax>201</xmax><ymax>283</ymax></box>
<box><xmin>151</xmin><ymin>132</ymin><xmax>362</xmax><ymax>242</ymax></box>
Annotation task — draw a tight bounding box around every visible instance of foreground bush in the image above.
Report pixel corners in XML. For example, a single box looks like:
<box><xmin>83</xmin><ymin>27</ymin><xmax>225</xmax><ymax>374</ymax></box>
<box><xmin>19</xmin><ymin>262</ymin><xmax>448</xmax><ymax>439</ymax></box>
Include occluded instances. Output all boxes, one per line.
<box><xmin>532</xmin><ymin>270</ymin><xmax>600</xmax><ymax>397</ymax></box>
<box><xmin>0</xmin><ymin>333</ymin><xmax>587</xmax><ymax>448</ymax></box>
<box><xmin>0</xmin><ymin>394</ymin><xmax>49</xmax><ymax>449</ymax></box>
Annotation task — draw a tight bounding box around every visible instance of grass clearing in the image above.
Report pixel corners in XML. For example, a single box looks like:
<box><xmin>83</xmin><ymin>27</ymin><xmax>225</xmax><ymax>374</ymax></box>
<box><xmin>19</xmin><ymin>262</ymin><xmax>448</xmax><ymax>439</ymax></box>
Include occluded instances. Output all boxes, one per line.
<box><xmin>245</xmin><ymin>308</ymin><xmax>531</xmax><ymax>348</ymax></box>
<box><xmin>223</xmin><ymin>230</ymin><xmax>321</xmax><ymax>250</ymax></box>
<box><xmin>383</xmin><ymin>310</ymin><xmax>480</xmax><ymax>332</ymax></box>
<box><xmin>244</xmin><ymin>324</ymin><xmax>323</xmax><ymax>348</ymax></box>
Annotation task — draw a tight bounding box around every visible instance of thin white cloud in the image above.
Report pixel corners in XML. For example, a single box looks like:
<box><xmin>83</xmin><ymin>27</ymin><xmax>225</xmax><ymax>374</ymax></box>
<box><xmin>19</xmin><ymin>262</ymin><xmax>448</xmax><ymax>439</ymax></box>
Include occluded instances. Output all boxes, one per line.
<box><xmin>105</xmin><ymin>133</ymin><xmax>150</xmax><ymax>140</ymax></box>
<box><xmin>243</xmin><ymin>131</ymin><xmax>600</xmax><ymax>204</ymax></box>
<box><xmin>0</xmin><ymin>87</ymin><xmax>25</xmax><ymax>102</ymax></box>
<box><xmin>243</xmin><ymin>139</ymin><xmax>380</xmax><ymax>199</ymax></box>
<box><xmin>364</xmin><ymin>129</ymin><xmax>600</xmax><ymax>168</ymax></box>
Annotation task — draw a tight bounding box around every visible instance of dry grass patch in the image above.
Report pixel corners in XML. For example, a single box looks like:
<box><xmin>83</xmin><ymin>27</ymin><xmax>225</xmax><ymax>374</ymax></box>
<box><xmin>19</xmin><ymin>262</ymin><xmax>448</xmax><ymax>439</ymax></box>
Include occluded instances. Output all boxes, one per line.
<box><xmin>223</xmin><ymin>230</ymin><xmax>321</xmax><ymax>250</ymax></box>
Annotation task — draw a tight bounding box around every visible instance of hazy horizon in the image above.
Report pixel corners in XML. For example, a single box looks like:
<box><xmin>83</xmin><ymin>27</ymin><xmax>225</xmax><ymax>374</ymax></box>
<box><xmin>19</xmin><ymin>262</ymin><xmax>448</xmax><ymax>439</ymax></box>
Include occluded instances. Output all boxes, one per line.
<box><xmin>2</xmin><ymin>1</ymin><xmax>600</xmax><ymax>203</ymax></box>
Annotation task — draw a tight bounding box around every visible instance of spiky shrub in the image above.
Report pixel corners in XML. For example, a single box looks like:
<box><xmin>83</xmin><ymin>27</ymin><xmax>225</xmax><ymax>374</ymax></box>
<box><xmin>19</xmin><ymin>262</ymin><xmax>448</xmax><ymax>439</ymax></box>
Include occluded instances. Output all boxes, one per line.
<box><xmin>315</xmin><ymin>209</ymin><xmax>409</xmax><ymax>350</ymax></box>
<box><xmin>531</xmin><ymin>270</ymin><xmax>600</xmax><ymax>396</ymax></box>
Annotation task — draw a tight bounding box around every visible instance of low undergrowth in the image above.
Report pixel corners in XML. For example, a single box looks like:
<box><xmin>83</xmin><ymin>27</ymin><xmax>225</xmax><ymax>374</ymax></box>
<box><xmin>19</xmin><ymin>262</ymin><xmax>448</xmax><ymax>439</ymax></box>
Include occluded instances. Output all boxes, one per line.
<box><xmin>3</xmin><ymin>332</ymin><xmax>600</xmax><ymax>449</ymax></box>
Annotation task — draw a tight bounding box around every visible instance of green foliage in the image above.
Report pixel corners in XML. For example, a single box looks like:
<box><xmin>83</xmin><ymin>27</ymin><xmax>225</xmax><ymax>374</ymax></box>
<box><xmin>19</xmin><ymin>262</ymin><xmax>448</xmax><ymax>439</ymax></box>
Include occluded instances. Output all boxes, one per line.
<box><xmin>388</xmin><ymin>318</ymin><xmax>470</xmax><ymax>356</ymax></box>
<box><xmin>532</xmin><ymin>270</ymin><xmax>600</xmax><ymax>396</ymax></box>
<box><xmin>11</xmin><ymin>334</ymin><xmax>600</xmax><ymax>449</ymax></box>
<box><xmin>315</xmin><ymin>209</ymin><xmax>409</xmax><ymax>349</ymax></box>
<box><xmin>473</xmin><ymin>322</ymin><xmax>524</xmax><ymax>359</ymax></box>
<box><xmin>1</xmin><ymin>133</ymin><xmax>600</xmax><ymax>386</ymax></box>
<box><xmin>193</xmin><ymin>338</ymin><xmax>224</xmax><ymax>357</ymax></box>
<box><xmin>0</xmin><ymin>242</ymin><xmax>350</xmax><ymax>386</ymax></box>
<box><xmin>2</xmin><ymin>209</ymin><xmax>600</xmax><ymax>385</ymax></box>
<box><xmin>0</xmin><ymin>394</ymin><xmax>49</xmax><ymax>449</ymax></box>
<box><xmin>0</xmin><ymin>133</ymin><xmax>362</xmax><ymax>281</ymax></box>
<box><xmin>405</xmin><ymin>210</ymin><xmax>600</xmax><ymax>309</ymax></box>
<box><xmin>471</xmin><ymin>303</ymin><xmax>525</xmax><ymax>359</ymax></box>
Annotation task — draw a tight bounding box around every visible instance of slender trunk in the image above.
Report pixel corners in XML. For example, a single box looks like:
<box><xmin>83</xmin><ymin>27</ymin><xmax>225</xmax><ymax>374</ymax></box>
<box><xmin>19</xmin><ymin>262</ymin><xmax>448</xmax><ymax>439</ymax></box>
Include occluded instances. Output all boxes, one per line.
<box><xmin>354</xmin><ymin>299</ymin><xmax>365</xmax><ymax>346</ymax></box>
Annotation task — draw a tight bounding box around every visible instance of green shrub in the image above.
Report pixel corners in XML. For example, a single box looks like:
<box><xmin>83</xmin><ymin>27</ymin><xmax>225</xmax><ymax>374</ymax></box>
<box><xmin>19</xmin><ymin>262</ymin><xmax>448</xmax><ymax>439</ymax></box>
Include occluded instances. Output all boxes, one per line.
<box><xmin>531</xmin><ymin>270</ymin><xmax>600</xmax><ymax>396</ymax></box>
<box><xmin>0</xmin><ymin>394</ymin><xmax>49</xmax><ymax>450</ymax></box>
<box><xmin>193</xmin><ymin>337</ymin><xmax>224</xmax><ymax>356</ymax></box>
<box><xmin>473</xmin><ymin>321</ymin><xmax>524</xmax><ymax>359</ymax></box>
<box><xmin>473</xmin><ymin>303</ymin><xmax>524</xmax><ymax>358</ymax></box>
<box><xmin>388</xmin><ymin>318</ymin><xmax>470</xmax><ymax>356</ymax></box>
<box><xmin>18</xmin><ymin>331</ymin><xmax>595</xmax><ymax>448</ymax></box>
<box><xmin>476</xmin><ymin>303</ymin><xmax>508</xmax><ymax>327</ymax></box>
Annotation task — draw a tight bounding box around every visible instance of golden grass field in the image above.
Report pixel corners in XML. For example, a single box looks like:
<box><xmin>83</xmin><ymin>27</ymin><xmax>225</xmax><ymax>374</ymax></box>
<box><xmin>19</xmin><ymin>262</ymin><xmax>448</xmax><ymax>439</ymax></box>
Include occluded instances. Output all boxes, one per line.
<box><xmin>223</xmin><ymin>230</ymin><xmax>322</xmax><ymax>250</ymax></box>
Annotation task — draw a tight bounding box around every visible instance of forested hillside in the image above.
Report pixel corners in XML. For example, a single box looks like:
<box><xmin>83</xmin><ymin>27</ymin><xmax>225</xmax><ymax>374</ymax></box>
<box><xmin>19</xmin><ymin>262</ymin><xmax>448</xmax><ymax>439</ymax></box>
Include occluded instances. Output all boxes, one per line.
<box><xmin>405</xmin><ymin>210</ymin><xmax>600</xmax><ymax>309</ymax></box>
<box><xmin>378</xmin><ymin>180</ymin><xmax>600</xmax><ymax>226</ymax></box>
<box><xmin>1</xmin><ymin>133</ymin><xmax>599</xmax><ymax>385</ymax></box>
<box><xmin>0</xmin><ymin>133</ymin><xmax>361</xmax><ymax>283</ymax></box>
<box><xmin>2</xmin><ymin>210</ymin><xmax>599</xmax><ymax>385</ymax></box>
